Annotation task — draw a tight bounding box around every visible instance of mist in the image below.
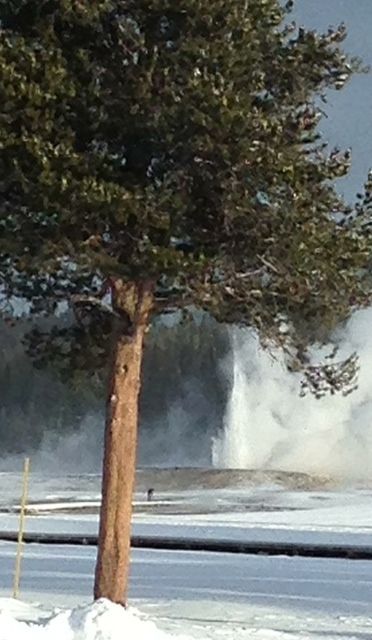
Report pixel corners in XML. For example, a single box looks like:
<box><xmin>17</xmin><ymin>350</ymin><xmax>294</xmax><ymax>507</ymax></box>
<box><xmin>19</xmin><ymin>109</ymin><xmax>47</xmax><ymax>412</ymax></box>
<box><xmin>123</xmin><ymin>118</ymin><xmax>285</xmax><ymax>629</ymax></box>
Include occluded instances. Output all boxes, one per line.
<box><xmin>0</xmin><ymin>317</ymin><xmax>227</xmax><ymax>474</ymax></box>
<box><xmin>4</xmin><ymin>307</ymin><xmax>372</xmax><ymax>482</ymax></box>
<box><xmin>1</xmin><ymin>2</ymin><xmax>372</xmax><ymax>481</ymax></box>
<box><xmin>213</xmin><ymin>307</ymin><xmax>372</xmax><ymax>481</ymax></box>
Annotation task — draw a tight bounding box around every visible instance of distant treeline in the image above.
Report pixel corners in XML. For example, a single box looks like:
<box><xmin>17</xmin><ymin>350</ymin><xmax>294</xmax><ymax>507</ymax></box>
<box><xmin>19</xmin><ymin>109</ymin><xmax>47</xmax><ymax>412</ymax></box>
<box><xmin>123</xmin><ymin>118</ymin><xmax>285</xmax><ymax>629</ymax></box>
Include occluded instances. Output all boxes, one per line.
<box><xmin>0</xmin><ymin>316</ymin><xmax>230</xmax><ymax>460</ymax></box>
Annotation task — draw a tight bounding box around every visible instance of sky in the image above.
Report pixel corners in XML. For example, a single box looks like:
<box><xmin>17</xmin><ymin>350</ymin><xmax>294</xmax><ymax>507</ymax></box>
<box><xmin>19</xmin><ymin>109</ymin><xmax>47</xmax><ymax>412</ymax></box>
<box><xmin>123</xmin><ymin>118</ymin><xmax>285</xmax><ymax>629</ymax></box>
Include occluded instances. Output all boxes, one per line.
<box><xmin>295</xmin><ymin>0</ymin><xmax>372</xmax><ymax>198</ymax></box>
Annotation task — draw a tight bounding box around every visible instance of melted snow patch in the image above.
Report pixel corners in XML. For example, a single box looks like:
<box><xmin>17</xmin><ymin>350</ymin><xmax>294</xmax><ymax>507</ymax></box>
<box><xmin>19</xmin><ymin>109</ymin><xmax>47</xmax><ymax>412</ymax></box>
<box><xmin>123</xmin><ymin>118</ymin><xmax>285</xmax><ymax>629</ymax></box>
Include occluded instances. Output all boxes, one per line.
<box><xmin>0</xmin><ymin>598</ymin><xmax>191</xmax><ymax>640</ymax></box>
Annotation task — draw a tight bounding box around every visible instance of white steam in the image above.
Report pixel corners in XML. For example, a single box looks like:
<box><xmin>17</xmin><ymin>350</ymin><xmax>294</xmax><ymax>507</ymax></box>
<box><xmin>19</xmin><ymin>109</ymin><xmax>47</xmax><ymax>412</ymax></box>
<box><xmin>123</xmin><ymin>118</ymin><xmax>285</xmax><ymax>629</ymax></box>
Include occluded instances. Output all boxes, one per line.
<box><xmin>213</xmin><ymin>307</ymin><xmax>372</xmax><ymax>480</ymax></box>
<box><xmin>0</xmin><ymin>414</ymin><xmax>104</xmax><ymax>474</ymax></box>
<box><xmin>4</xmin><ymin>308</ymin><xmax>372</xmax><ymax>481</ymax></box>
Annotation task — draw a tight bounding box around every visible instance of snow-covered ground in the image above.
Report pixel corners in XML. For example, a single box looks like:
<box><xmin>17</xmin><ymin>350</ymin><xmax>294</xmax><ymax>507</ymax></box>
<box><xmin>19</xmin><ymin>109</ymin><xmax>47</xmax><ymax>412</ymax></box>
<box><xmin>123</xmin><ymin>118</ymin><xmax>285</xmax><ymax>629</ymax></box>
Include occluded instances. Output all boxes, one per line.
<box><xmin>0</xmin><ymin>471</ymin><xmax>372</xmax><ymax>638</ymax></box>
<box><xmin>2</xmin><ymin>472</ymin><xmax>372</xmax><ymax>547</ymax></box>
<box><xmin>1</xmin><ymin>543</ymin><xmax>372</xmax><ymax>638</ymax></box>
<box><xmin>5</xmin><ymin>595</ymin><xmax>369</xmax><ymax>640</ymax></box>
<box><xmin>0</xmin><ymin>598</ymin><xmax>196</xmax><ymax>640</ymax></box>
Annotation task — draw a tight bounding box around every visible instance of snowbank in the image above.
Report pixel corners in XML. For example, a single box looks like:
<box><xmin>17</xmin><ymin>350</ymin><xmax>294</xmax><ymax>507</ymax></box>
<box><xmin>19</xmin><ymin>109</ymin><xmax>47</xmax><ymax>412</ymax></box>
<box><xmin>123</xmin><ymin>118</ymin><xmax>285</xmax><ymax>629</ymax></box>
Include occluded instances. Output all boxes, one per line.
<box><xmin>0</xmin><ymin>598</ymin><xmax>191</xmax><ymax>640</ymax></box>
<box><xmin>0</xmin><ymin>597</ymin><xmax>366</xmax><ymax>640</ymax></box>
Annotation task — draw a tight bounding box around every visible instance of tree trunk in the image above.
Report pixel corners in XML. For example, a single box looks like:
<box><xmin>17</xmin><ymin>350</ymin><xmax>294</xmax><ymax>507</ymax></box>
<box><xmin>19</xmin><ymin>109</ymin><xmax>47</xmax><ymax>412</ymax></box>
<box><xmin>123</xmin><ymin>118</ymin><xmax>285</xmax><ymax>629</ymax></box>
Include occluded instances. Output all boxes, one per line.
<box><xmin>94</xmin><ymin>280</ymin><xmax>153</xmax><ymax>605</ymax></box>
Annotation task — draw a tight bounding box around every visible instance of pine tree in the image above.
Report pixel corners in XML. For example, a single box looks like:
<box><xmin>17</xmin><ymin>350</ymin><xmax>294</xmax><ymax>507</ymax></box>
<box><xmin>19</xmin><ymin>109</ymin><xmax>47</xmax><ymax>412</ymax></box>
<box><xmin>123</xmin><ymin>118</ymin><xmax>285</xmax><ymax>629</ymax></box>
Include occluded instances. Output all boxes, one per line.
<box><xmin>0</xmin><ymin>0</ymin><xmax>371</xmax><ymax>604</ymax></box>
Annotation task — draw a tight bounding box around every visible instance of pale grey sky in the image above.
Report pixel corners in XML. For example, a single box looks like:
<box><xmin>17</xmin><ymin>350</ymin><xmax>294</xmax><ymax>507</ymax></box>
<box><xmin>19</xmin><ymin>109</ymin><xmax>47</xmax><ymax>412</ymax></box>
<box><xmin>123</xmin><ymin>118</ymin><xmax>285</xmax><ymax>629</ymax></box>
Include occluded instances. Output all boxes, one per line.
<box><xmin>295</xmin><ymin>0</ymin><xmax>372</xmax><ymax>198</ymax></box>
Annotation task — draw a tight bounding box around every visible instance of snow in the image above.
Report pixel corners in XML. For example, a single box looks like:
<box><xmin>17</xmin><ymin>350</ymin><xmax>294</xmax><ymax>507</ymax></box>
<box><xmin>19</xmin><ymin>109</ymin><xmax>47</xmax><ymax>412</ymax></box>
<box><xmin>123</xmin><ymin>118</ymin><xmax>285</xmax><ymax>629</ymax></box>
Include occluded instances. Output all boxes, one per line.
<box><xmin>1</xmin><ymin>543</ymin><xmax>372</xmax><ymax>638</ymax></box>
<box><xmin>3</xmin><ymin>482</ymin><xmax>372</xmax><ymax>549</ymax></box>
<box><xmin>0</xmin><ymin>598</ymin><xmax>192</xmax><ymax>640</ymax></box>
<box><xmin>0</xmin><ymin>596</ymin><xmax>370</xmax><ymax>640</ymax></box>
<box><xmin>1</xmin><ymin>473</ymin><xmax>372</xmax><ymax>638</ymax></box>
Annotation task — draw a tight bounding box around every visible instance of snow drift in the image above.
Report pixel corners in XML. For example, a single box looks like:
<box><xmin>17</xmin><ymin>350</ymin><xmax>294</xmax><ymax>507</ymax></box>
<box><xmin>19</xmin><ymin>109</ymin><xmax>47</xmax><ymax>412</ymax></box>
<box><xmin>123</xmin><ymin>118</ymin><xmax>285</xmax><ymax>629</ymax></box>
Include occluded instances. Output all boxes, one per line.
<box><xmin>0</xmin><ymin>598</ymin><xmax>367</xmax><ymax>640</ymax></box>
<box><xmin>0</xmin><ymin>598</ymin><xmax>192</xmax><ymax>640</ymax></box>
<box><xmin>0</xmin><ymin>597</ymin><xmax>361</xmax><ymax>640</ymax></box>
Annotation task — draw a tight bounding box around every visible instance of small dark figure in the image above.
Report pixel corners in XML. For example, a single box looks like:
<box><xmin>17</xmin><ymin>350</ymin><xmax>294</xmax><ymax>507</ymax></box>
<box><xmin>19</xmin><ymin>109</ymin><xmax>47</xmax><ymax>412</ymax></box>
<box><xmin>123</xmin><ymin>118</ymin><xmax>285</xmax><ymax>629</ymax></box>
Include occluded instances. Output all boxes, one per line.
<box><xmin>147</xmin><ymin>488</ymin><xmax>154</xmax><ymax>502</ymax></box>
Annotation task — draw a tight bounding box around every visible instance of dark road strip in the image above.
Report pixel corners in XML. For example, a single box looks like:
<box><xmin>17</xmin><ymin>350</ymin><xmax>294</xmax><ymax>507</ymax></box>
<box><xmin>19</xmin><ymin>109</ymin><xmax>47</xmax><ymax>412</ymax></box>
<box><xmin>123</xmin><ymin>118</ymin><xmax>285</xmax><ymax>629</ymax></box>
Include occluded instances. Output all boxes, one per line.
<box><xmin>1</xmin><ymin>531</ymin><xmax>372</xmax><ymax>560</ymax></box>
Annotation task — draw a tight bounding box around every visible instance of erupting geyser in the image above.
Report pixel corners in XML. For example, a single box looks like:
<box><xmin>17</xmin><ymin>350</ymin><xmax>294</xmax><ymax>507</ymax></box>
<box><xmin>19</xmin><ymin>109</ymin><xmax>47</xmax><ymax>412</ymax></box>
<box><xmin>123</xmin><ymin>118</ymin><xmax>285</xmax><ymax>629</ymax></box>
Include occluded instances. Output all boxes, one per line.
<box><xmin>213</xmin><ymin>308</ymin><xmax>372</xmax><ymax>480</ymax></box>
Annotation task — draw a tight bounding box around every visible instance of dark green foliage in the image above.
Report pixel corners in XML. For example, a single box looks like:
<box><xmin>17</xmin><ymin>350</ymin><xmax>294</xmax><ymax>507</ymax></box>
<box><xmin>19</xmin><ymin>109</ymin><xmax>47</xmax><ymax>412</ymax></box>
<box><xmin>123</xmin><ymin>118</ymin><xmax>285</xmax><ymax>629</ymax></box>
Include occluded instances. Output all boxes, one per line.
<box><xmin>0</xmin><ymin>0</ymin><xmax>371</xmax><ymax>373</ymax></box>
<box><xmin>0</xmin><ymin>316</ymin><xmax>228</xmax><ymax>456</ymax></box>
<box><xmin>0</xmin><ymin>320</ymin><xmax>99</xmax><ymax>452</ymax></box>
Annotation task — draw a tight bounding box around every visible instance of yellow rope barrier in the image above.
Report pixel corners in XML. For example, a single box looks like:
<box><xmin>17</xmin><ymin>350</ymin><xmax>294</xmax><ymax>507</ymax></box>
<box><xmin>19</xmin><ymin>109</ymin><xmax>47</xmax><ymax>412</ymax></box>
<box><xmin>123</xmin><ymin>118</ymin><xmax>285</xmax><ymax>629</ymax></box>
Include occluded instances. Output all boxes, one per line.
<box><xmin>13</xmin><ymin>457</ymin><xmax>30</xmax><ymax>598</ymax></box>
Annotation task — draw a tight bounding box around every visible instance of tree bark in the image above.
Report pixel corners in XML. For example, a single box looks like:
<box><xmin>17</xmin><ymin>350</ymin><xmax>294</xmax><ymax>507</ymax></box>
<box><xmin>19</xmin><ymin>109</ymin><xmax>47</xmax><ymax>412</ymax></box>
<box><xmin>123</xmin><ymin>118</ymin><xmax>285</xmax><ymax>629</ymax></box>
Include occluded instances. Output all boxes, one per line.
<box><xmin>94</xmin><ymin>279</ymin><xmax>153</xmax><ymax>605</ymax></box>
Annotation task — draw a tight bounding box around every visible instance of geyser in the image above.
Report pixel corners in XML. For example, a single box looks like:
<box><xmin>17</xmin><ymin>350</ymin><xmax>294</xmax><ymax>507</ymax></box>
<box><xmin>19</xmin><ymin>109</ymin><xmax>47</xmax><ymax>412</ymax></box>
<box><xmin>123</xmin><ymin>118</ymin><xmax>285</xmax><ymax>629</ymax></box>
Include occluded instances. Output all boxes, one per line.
<box><xmin>213</xmin><ymin>307</ymin><xmax>372</xmax><ymax>480</ymax></box>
